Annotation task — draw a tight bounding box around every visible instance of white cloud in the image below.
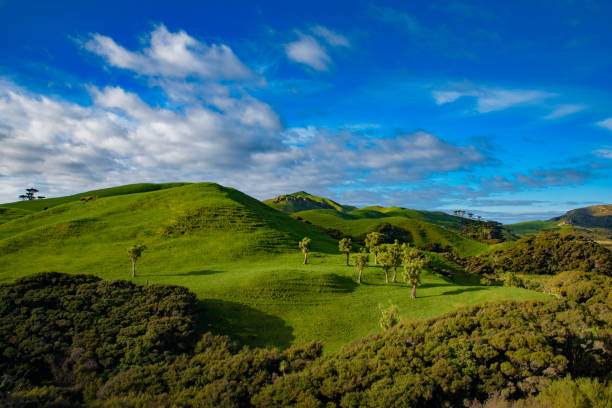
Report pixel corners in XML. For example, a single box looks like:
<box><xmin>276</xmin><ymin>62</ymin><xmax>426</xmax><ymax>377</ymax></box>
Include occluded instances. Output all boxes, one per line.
<box><xmin>311</xmin><ymin>25</ymin><xmax>350</xmax><ymax>47</ymax></box>
<box><xmin>544</xmin><ymin>104</ymin><xmax>586</xmax><ymax>119</ymax></box>
<box><xmin>433</xmin><ymin>83</ymin><xmax>555</xmax><ymax>113</ymax></box>
<box><xmin>84</xmin><ymin>24</ymin><xmax>252</xmax><ymax>79</ymax></box>
<box><xmin>596</xmin><ymin>118</ymin><xmax>612</xmax><ymax>131</ymax></box>
<box><xmin>594</xmin><ymin>148</ymin><xmax>612</xmax><ymax>159</ymax></box>
<box><xmin>284</xmin><ymin>33</ymin><xmax>331</xmax><ymax>70</ymax></box>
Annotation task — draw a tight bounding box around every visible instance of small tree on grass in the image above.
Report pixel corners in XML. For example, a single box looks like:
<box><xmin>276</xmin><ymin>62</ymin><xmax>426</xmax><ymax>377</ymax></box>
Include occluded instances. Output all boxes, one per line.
<box><xmin>403</xmin><ymin>258</ymin><xmax>425</xmax><ymax>299</ymax></box>
<box><xmin>389</xmin><ymin>240</ymin><xmax>402</xmax><ymax>283</ymax></box>
<box><xmin>339</xmin><ymin>237</ymin><xmax>352</xmax><ymax>266</ymax></box>
<box><xmin>378</xmin><ymin>248</ymin><xmax>393</xmax><ymax>284</ymax></box>
<box><xmin>378</xmin><ymin>301</ymin><xmax>399</xmax><ymax>330</ymax></box>
<box><xmin>365</xmin><ymin>232</ymin><xmax>384</xmax><ymax>265</ymax></box>
<box><xmin>299</xmin><ymin>237</ymin><xmax>311</xmax><ymax>264</ymax></box>
<box><xmin>353</xmin><ymin>248</ymin><xmax>369</xmax><ymax>284</ymax></box>
<box><xmin>127</xmin><ymin>244</ymin><xmax>147</xmax><ymax>278</ymax></box>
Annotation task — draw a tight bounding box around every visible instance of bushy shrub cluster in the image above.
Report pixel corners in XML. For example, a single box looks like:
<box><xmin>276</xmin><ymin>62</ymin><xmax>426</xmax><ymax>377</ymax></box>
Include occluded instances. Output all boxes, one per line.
<box><xmin>465</xmin><ymin>231</ymin><xmax>612</xmax><ymax>276</ymax></box>
<box><xmin>2</xmin><ymin>270</ymin><xmax>611</xmax><ymax>407</ymax></box>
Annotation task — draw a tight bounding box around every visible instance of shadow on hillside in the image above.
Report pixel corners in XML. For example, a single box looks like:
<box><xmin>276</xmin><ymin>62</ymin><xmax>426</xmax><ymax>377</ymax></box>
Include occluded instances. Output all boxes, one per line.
<box><xmin>150</xmin><ymin>269</ymin><xmax>223</xmax><ymax>277</ymax></box>
<box><xmin>441</xmin><ymin>286</ymin><xmax>486</xmax><ymax>296</ymax></box>
<box><xmin>197</xmin><ymin>299</ymin><xmax>294</xmax><ymax>349</ymax></box>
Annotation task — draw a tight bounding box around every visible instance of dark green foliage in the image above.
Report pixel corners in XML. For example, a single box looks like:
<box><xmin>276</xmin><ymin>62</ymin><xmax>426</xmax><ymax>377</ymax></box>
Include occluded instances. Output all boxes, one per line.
<box><xmin>2</xmin><ymin>271</ymin><xmax>611</xmax><ymax>407</ymax></box>
<box><xmin>0</xmin><ymin>272</ymin><xmax>199</xmax><ymax>405</ymax></box>
<box><xmin>466</xmin><ymin>231</ymin><xmax>612</xmax><ymax>276</ymax></box>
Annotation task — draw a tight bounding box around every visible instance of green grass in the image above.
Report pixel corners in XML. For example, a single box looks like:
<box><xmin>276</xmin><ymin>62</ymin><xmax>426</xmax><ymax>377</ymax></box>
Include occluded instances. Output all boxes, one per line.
<box><xmin>0</xmin><ymin>182</ymin><xmax>548</xmax><ymax>351</ymax></box>
<box><xmin>507</xmin><ymin>220</ymin><xmax>562</xmax><ymax>235</ymax></box>
<box><xmin>264</xmin><ymin>191</ymin><xmax>356</xmax><ymax>213</ymax></box>
<box><xmin>293</xmin><ymin>208</ymin><xmax>487</xmax><ymax>257</ymax></box>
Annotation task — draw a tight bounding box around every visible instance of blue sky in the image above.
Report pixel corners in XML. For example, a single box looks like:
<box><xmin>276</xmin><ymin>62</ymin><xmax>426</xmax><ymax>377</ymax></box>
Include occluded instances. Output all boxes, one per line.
<box><xmin>0</xmin><ymin>0</ymin><xmax>611</xmax><ymax>222</ymax></box>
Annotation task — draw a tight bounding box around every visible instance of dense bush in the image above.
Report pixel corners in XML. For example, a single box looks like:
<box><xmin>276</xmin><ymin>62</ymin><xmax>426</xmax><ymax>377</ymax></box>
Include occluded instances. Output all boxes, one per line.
<box><xmin>2</xmin><ymin>271</ymin><xmax>611</xmax><ymax>407</ymax></box>
<box><xmin>465</xmin><ymin>231</ymin><xmax>612</xmax><ymax>276</ymax></box>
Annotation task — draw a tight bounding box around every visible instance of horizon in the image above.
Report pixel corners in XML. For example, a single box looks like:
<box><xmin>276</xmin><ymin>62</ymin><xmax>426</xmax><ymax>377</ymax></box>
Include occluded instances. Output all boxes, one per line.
<box><xmin>1</xmin><ymin>1</ymin><xmax>611</xmax><ymax>223</ymax></box>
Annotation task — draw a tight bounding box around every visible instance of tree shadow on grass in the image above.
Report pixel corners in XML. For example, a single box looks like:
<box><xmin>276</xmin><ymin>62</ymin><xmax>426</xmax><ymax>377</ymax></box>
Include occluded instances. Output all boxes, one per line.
<box><xmin>197</xmin><ymin>299</ymin><xmax>294</xmax><ymax>349</ymax></box>
<box><xmin>417</xmin><ymin>286</ymin><xmax>486</xmax><ymax>298</ymax></box>
<box><xmin>150</xmin><ymin>269</ymin><xmax>223</xmax><ymax>277</ymax></box>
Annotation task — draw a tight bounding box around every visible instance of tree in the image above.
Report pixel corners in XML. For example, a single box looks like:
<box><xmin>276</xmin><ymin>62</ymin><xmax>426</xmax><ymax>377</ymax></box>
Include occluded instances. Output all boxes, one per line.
<box><xmin>389</xmin><ymin>240</ymin><xmax>402</xmax><ymax>283</ymax></box>
<box><xmin>378</xmin><ymin>301</ymin><xmax>399</xmax><ymax>330</ymax></box>
<box><xmin>353</xmin><ymin>249</ymin><xmax>369</xmax><ymax>284</ymax></box>
<box><xmin>127</xmin><ymin>244</ymin><xmax>147</xmax><ymax>278</ymax></box>
<box><xmin>19</xmin><ymin>188</ymin><xmax>42</xmax><ymax>201</ymax></box>
<box><xmin>378</xmin><ymin>248</ymin><xmax>393</xmax><ymax>283</ymax></box>
<box><xmin>299</xmin><ymin>237</ymin><xmax>311</xmax><ymax>264</ymax></box>
<box><xmin>365</xmin><ymin>232</ymin><xmax>384</xmax><ymax>265</ymax></box>
<box><xmin>467</xmin><ymin>213</ymin><xmax>473</xmax><ymax>219</ymax></box>
<box><xmin>338</xmin><ymin>237</ymin><xmax>352</xmax><ymax>266</ymax></box>
<box><xmin>403</xmin><ymin>258</ymin><xmax>425</xmax><ymax>299</ymax></box>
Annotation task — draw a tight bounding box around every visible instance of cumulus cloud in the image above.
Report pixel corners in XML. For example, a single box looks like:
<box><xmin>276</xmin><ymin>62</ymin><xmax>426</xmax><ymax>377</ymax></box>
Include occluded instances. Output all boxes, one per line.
<box><xmin>84</xmin><ymin>24</ymin><xmax>252</xmax><ymax>79</ymax></box>
<box><xmin>597</xmin><ymin>118</ymin><xmax>612</xmax><ymax>131</ymax></box>
<box><xmin>284</xmin><ymin>33</ymin><xmax>331</xmax><ymax>70</ymax></box>
<box><xmin>433</xmin><ymin>83</ymin><xmax>555</xmax><ymax>113</ymax></box>
<box><xmin>544</xmin><ymin>104</ymin><xmax>586</xmax><ymax>119</ymax></box>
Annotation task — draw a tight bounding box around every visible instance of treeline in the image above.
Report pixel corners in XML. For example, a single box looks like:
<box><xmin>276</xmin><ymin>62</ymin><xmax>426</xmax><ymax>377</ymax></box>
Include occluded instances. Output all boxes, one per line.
<box><xmin>2</xmin><ymin>270</ymin><xmax>611</xmax><ymax>407</ymax></box>
<box><xmin>464</xmin><ymin>231</ymin><xmax>612</xmax><ymax>277</ymax></box>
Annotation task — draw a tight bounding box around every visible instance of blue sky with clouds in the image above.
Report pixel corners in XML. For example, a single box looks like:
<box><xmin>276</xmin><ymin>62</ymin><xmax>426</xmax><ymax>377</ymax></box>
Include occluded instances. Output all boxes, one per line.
<box><xmin>0</xmin><ymin>0</ymin><xmax>611</xmax><ymax>222</ymax></box>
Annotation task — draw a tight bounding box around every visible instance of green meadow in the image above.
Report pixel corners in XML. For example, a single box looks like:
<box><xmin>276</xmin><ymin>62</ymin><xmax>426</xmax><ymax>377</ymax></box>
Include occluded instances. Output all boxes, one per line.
<box><xmin>0</xmin><ymin>183</ymin><xmax>548</xmax><ymax>351</ymax></box>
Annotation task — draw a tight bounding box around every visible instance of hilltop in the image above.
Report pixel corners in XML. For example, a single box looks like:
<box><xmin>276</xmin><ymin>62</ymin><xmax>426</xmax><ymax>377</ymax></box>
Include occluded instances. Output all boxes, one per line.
<box><xmin>264</xmin><ymin>191</ymin><xmax>356</xmax><ymax>213</ymax></box>
<box><xmin>0</xmin><ymin>182</ymin><xmax>545</xmax><ymax>350</ymax></box>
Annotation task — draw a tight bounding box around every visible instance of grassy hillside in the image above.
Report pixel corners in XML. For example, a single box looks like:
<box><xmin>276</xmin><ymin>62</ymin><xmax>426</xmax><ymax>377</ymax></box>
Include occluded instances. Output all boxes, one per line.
<box><xmin>507</xmin><ymin>220</ymin><xmax>562</xmax><ymax>235</ymax></box>
<box><xmin>0</xmin><ymin>183</ymin><xmax>546</xmax><ymax>351</ymax></box>
<box><xmin>293</xmin><ymin>208</ymin><xmax>487</xmax><ymax>257</ymax></box>
<box><xmin>264</xmin><ymin>191</ymin><xmax>356</xmax><ymax>213</ymax></box>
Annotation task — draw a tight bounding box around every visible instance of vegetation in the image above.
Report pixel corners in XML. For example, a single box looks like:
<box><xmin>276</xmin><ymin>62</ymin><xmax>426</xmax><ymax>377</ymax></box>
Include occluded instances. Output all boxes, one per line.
<box><xmin>464</xmin><ymin>231</ymin><xmax>612</xmax><ymax>277</ymax></box>
<box><xmin>2</xmin><ymin>269</ymin><xmax>609</xmax><ymax>407</ymax></box>
<box><xmin>365</xmin><ymin>231</ymin><xmax>384</xmax><ymax>264</ymax></box>
<box><xmin>378</xmin><ymin>301</ymin><xmax>399</xmax><ymax>330</ymax></box>
<box><xmin>264</xmin><ymin>191</ymin><xmax>355</xmax><ymax>214</ymax></box>
<box><xmin>352</xmin><ymin>248</ymin><xmax>369</xmax><ymax>284</ymax></box>
<box><xmin>127</xmin><ymin>243</ymin><xmax>147</xmax><ymax>277</ymax></box>
<box><xmin>338</xmin><ymin>237</ymin><xmax>352</xmax><ymax>266</ymax></box>
<box><xmin>299</xmin><ymin>237</ymin><xmax>311</xmax><ymax>264</ymax></box>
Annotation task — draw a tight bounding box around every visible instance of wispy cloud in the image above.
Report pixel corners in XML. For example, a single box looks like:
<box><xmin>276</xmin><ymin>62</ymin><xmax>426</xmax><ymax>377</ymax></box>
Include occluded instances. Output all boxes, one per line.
<box><xmin>544</xmin><ymin>104</ymin><xmax>586</xmax><ymax>119</ymax></box>
<box><xmin>284</xmin><ymin>33</ymin><xmax>331</xmax><ymax>70</ymax></box>
<box><xmin>594</xmin><ymin>148</ymin><xmax>612</xmax><ymax>159</ymax></box>
<box><xmin>433</xmin><ymin>83</ymin><xmax>555</xmax><ymax>113</ymax></box>
<box><xmin>312</xmin><ymin>25</ymin><xmax>350</xmax><ymax>47</ymax></box>
<box><xmin>373</xmin><ymin>5</ymin><xmax>420</xmax><ymax>33</ymax></box>
<box><xmin>596</xmin><ymin>117</ymin><xmax>612</xmax><ymax>131</ymax></box>
<box><xmin>84</xmin><ymin>24</ymin><xmax>252</xmax><ymax>79</ymax></box>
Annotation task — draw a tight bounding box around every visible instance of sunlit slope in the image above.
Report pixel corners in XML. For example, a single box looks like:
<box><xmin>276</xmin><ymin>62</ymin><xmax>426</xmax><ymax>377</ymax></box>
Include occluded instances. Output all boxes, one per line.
<box><xmin>264</xmin><ymin>191</ymin><xmax>356</xmax><ymax>213</ymax></box>
<box><xmin>0</xmin><ymin>183</ymin><xmax>190</xmax><ymax>224</ymax></box>
<box><xmin>293</xmin><ymin>208</ymin><xmax>487</xmax><ymax>256</ymax></box>
<box><xmin>0</xmin><ymin>183</ymin><xmax>336</xmax><ymax>279</ymax></box>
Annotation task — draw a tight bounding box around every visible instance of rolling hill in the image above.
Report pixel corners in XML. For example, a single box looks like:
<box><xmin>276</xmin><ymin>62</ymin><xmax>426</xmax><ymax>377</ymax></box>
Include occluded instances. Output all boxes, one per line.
<box><xmin>0</xmin><ymin>182</ymin><xmax>547</xmax><ymax>350</ymax></box>
<box><xmin>264</xmin><ymin>191</ymin><xmax>356</xmax><ymax>213</ymax></box>
<box><xmin>508</xmin><ymin>204</ymin><xmax>612</xmax><ymax>250</ymax></box>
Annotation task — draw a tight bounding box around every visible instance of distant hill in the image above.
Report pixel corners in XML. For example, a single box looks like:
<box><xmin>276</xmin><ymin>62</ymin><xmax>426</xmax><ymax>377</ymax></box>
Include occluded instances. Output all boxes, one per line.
<box><xmin>552</xmin><ymin>204</ymin><xmax>612</xmax><ymax>229</ymax></box>
<box><xmin>264</xmin><ymin>191</ymin><xmax>356</xmax><ymax>213</ymax></box>
<box><xmin>508</xmin><ymin>204</ymin><xmax>612</xmax><ymax>250</ymax></box>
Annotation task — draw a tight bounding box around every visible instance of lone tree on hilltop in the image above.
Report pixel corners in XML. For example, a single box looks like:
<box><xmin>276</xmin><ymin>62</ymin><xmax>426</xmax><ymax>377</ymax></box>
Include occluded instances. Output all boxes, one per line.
<box><xmin>365</xmin><ymin>231</ymin><xmax>384</xmax><ymax>265</ymax></box>
<box><xmin>403</xmin><ymin>258</ymin><xmax>425</xmax><ymax>299</ymax></box>
<box><xmin>339</xmin><ymin>237</ymin><xmax>352</xmax><ymax>266</ymax></box>
<box><xmin>127</xmin><ymin>244</ymin><xmax>147</xmax><ymax>278</ymax></box>
<box><xmin>353</xmin><ymin>248</ymin><xmax>369</xmax><ymax>284</ymax></box>
<box><xmin>19</xmin><ymin>188</ymin><xmax>43</xmax><ymax>201</ymax></box>
<box><xmin>299</xmin><ymin>237</ymin><xmax>311</xmax><ymax>264</ymax></box>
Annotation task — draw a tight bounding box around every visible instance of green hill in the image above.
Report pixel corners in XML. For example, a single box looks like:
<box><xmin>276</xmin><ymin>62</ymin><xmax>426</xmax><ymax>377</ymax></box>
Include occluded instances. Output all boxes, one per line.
<box><xmin>0</xmin><ymin>182</ymin><xmax>546</xmax><ymax>350</ymax></box>
<box><xmin>508</xmin><ymin>204</ymin><xmax>612</xmax><ymax>250</ymax></box>
<box><xmin>264</xmin><ymin>191</ymin><xmax>356</xmax><ymax>213</ymax></box>
<box><xmin>293</xmin><ymin>208</ymin><xmax>488</xmax><ymax>257</ymax></box>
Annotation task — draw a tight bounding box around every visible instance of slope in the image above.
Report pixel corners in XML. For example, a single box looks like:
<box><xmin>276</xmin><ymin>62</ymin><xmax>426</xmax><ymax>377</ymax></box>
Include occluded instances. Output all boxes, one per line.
<box><xmin>264</xmin><ymin>191</ymin><xmax>356</xmax><ymax>213</ymax></box>
<box><xmin>0</xmin><ymin>182</ymin><xmax>546</xmax><ymax>351</ymax></box>
<box><xmin>293</xmin><ymin>208</ymin><xmax>487</xmax><ymax>257</ymax></box>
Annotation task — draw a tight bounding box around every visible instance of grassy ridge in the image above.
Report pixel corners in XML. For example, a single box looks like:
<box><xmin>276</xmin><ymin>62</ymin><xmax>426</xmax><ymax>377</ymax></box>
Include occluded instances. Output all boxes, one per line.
<box><xmin>0</xmin><ymin>182</ymin><xmax>546</xmax><ymax>350</ymax></box>
<box><xmin>294</xmin><ymin>208</ymin><xmax>487</xmax><ymax>257</ymax></box>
